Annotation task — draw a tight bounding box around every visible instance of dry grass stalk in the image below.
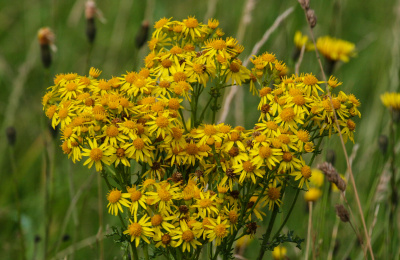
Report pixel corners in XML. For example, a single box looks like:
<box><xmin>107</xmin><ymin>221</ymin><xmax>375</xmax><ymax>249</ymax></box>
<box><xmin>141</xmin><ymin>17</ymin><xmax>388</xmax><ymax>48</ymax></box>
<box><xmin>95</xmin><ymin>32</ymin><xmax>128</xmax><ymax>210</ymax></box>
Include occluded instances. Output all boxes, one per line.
<box><xmin>295</xmin><ymin>44</ymin><xmax>306</xmax><ymax>75</ymax></box>
<box><xmin>203</xmin><ymin>0</ymin><xmax>219</xmax><ymax>23</ymax></box>
<box><xmin>51</xmin><ymin>227</ymin><xmax>109</xmax><ymax>260</ymax></box>
<box><xmin>218</xmin><ymin>6</ymin><xmax>294</xmax><ymax>123</ymax></box>
<box><xmin>305</xmin><ymin>201</ymin><xmax>313</xmax><ymax>260</ymax></box>
<box><xmin>300</xmin><ymin>3</ymin><xmax>375</xmax><ymax>259</ymax></box>
<box><xmin>55</xmin><ymin>173</ymin><xmax>96</xmax><ymax>253</ymax></box>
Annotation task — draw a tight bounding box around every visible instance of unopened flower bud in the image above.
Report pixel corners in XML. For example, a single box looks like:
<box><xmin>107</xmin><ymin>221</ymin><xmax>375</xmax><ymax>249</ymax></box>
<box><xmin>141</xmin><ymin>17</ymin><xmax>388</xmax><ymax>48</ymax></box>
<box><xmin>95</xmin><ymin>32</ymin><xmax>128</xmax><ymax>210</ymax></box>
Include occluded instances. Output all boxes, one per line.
<box><xmin>38</xmin><ymin>27</ymin><xmax>55</xmax><ymax>68</ymax></box>
<box><xmin>335</xmin><ymin>204</ymin><xmax>350</xmax><ymax>222</ymax></box>
<box><xmin>306</xmin><ymin>9</ymin><xmax>317</xmax><ymax>28</ymax></box>
<box><xmin>48</xmin><ymin>120</ymin><xmax>59</xmax><ymax>139</ymax></box>
<box><xmin>6</xmin><ymin>126</ymin><xmax>16</xmax><ymax>146</ymax></box>
<box><xmin>86</xmin><ymin>17</ymin><xmax>96</xmax><ymax>43</ymax></box>
<box><xmin>378</xmin><ymin>135</ymin><xmax>388</xmax><ymax>155</ymax></box>
<box><xmin>135</xmin><ymin>20</ymin><xmax>149</xmax><ymax>49</ymax></box>
<box><xmin>85</xmin><ymin>0</ymin><xmax>96</xmax><ymax>19</ymax></box>
<box><xmin>326</xmin><ymin>149</ymin><xmax>336</xmax><ymax>166</ymax></box>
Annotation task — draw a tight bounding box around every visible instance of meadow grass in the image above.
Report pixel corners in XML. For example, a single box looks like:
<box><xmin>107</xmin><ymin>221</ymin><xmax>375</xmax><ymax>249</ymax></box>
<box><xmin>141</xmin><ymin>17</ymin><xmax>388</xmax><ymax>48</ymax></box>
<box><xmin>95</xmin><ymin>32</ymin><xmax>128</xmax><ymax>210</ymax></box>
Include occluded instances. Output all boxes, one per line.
<box><xmin>0</xmin><ymin>0</ymin><xmax>399</xmax><ymax>259</ymax></box>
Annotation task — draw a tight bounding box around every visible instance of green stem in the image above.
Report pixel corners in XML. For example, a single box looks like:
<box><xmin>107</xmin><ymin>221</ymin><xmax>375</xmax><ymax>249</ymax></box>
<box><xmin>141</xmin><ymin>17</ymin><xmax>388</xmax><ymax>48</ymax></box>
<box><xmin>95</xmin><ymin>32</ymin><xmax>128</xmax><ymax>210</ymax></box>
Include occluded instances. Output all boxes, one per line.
<box><xmin>10</xmin><ymin>147</ymin><xmax>27</xmax><ymax>260</ymax></box>
<box><xmin>143</xmin><ymin>244</ymin><xmax>150</xmax><ymax>260</ymax></box>
<box><xmin>271</xmin><ymin>189</ymin><xmax>300</xmax><ymax>241</ymax></box>
<box><xmin>198</xmin><ymin>95</ymin><xmax>214</xmax><ymax>124</ymax></box>
<box><xmin>389</xmin><ymin>109</ymin><xmax>398</xmax><ymax>258</ymax></box>
<box><xmin>179</xmin><ymin>108</ymin><xmax>189</xmax><ymax>133</ymax></box>
<box><xmin>131</xmin><ymin>242</ymin><xmax>139</xmax><ymax>260</ymax></box>
<box><xmin>257</xmin><ymin>206</ymin><xmax>280</xmax><ymax>260</ymax></box>
<box><xmin>86</xmin><ymin>43</ymin><xmax>93</xmax><ymax>73</ymax></box>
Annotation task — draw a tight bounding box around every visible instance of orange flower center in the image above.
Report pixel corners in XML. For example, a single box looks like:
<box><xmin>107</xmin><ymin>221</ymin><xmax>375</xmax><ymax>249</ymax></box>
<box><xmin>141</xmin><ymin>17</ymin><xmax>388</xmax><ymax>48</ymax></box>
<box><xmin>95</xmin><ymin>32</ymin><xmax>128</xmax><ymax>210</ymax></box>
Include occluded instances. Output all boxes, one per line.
<box><xmin>280</xmin><ymin>108</ymin><xmax>295</xmax><ymax>122</ymax></box>
<box><xmin>151</xmin><ymin>214</ymin><xmax>163</xmax><ymax>226</ymax></box>
<box><xmin>161</xmin><ymin>59</ymin><xmax>173</xmax><ymax>68</ymax></box>
<box><xmin>297</xmin><ymin>130</ymin><xmax>309</xmax><ymax>142</ymax></box>
<box><xmin>199</xmin><ymin>198</ymin><xmax>213</xmax><ymax>208</ymax></box>
<box><xmin>229</xmin><ymin>62</ymin><xmax>240</xmax><ymax>73</ymax></box>
<box><xmin>159</xmin><ymin>80</ymin><xmax>170</xmax><ymax>89</ymax></box>
<box><xmin>106</xmin><ymin>125</ymin><xmax>119</xmax><ymax>137</ymax></box>
<box><xmin>170</xmin><ymin>46</ymin><xmax>183</xmax><ymax>55</ymax></box>
<box><xmin>259</xmin><ymin>87</ymin><xmax>272</xmax><ymax>97</ymax></box>
<box><xmin>133</xmin><ymin>138</ymin><xmax>145</xmax><ymax>150</ymax></box>
<box><xmin>204</xmin><ymin>125</ymin><xmax>217</xmax><ymax>136</ymax></box>
<box><xmin>243</xmin><ymin>161</ymin><xmax>255</xmax><ymax>172</ymax></box>
<box><xmin>130</xmin><ymin>190</ymin><xmax>141</xmax><ymax>201</ymax></box>
<box><xmin>58</xmin><ymin>108</ymin><xmax>68</xmax><ymax>119</ymax></box>
<box><xmin>155</xmin><ymin>116</ymin><xmax>169</xmax><ymax>128</ymax></box>
<box><xmin>66</xmin><ymin>82</ymin><xmax>77</xmax><ymax>91</ymax></box>
<box><xmin>193</xmin><ymin>63</ymin><xmax>204</xmax><ymax>74</ymax></box>
<box><xmin>184</xmin><ymin>17</ymin><xmax>198</xmax><ymax>28</ymax></box>
<box><xmin>259</xmin><ymin>146</ymin><xmax>272</xmax><ymax>159</ymax></box>
<box><xmin>293</xmin><ymin>95</ymin><xmax>306</xmax><ymax>106</ymax></box>
<box><xmin>268</xmin><ymin>187</ymin><xmax>280</xmax><ymax>201</ymax></box>
<box><xmin>128</xmin><ymin>223</ymin><xmax>142</xmax><ymax>237</ymax></box>
<box><xmin>182</xmin><ymin>230</ymin><xmax>194</xmax><ymax>242</ymax></box>
<box><xmin>211</xmin><ymin>39</ymin><xmax>226</xmax><ymax>50</ymax></box>
<box><xmin>229</xmin><ymin>211</ymin><xmax>238</xmax><ymax>224</ymax></box>
<box><xmin>90</xmin><ymin>148</ymin><xmax>103</xmax><ymax>161</ymax></box>
<box><xmin>303</xmin><ymin>74</ymin><xmax>318</xmax><ymax>85</ymax></box>
<box><xmin>215</xmin><ymin>224</ymin><xmax>227</xmax><ymax>238</ymax></box>
<box><xmin>107</xmin><ymin>189</ymin><xmax>121</xmax><ymax>203</ymax></box>
<box><xmin>186</xmin><ymin>143</ymin><xmax>198</xmax><ymax>155</ymax></box>
<box><xmin>162</xmin><ymin>234</ymin><xmax>171</xmax><ymax>245</ymax></box>
<box><xmin>282</xmin><ymin>152</ymin><xmax>292</xmax><ymax>162</ymax></box>
<box><xmin>173</xmin><ymin>72</ymin><xmax>187</xmax><ymax>82</ymax></box>
<box><xmin>158</xmin><ymin>188</ymin><xmax>172</xmax><ymax>201</ymax></box>
<box><xmin>347</xmin><ymin>119</ymin><xmax>356</xmax><ymax>131</ymax></box>
<box><xmin>125</xmin><ymin>72</ymin><xmax>137</xmax><ymax>84</ymax></box>
<box><xmin>301</xmin><ymin>166</ymin><xmax>312</xmax><ymax>179</ymax></box>
<box><xmin>265</xmin><ymin>121</ymin><xmax>278</xmax><ymax>130</ymax></box>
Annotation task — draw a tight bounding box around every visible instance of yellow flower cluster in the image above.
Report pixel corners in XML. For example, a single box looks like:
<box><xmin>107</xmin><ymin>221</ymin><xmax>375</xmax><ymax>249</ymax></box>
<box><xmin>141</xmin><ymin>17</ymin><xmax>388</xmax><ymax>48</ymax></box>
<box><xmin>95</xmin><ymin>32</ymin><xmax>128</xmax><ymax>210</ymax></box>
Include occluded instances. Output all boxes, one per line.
<box><xmin>42</xmin><ymin>17</ymin><xmax>361</xmax><ymax>255</ymax></box>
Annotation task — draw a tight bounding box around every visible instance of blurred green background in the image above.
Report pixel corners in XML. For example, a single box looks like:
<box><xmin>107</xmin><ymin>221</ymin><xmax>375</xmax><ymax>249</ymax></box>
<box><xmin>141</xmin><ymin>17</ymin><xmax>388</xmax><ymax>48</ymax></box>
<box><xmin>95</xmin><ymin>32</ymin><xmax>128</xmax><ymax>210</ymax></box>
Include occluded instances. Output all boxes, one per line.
<box><xmin>1</xmin><ymin>0</ymin><xmax>399</xmax><ymax>259</ymax></box>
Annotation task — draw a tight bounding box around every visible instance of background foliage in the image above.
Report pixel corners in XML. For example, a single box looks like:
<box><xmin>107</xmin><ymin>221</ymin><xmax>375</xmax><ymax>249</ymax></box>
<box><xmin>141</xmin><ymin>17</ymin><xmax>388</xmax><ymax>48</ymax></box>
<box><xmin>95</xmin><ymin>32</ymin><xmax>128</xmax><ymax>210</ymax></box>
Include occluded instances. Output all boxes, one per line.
<box><xmin>0</xmin><ymin>0</ymin><xmax>398</xmax><ymax>259</ymax></box>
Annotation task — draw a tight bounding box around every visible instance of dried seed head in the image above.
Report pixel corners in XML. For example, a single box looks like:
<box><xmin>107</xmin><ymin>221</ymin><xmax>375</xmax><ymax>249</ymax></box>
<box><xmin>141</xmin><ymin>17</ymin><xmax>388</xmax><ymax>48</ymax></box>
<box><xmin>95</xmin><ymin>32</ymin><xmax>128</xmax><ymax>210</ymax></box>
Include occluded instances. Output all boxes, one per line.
<box><xmin>317</xmin><ymin>162</ymin><xmax>346</xmax><ymax>192</ymax></box>
<box><xmin>298</xmin><ymin>0</ymin><xmax>310</xmax><ymax>10</ymax></box>
<box><xmin>378</xmin><ymin>135</ymin><xmax>388</xmax><ymax>155</ymax></box>
<box><xmin>38</xmin><ymin>27</ymin><xmax>55</xmax><ymax>68</ymax></box>
<box><xmin>6</xmin><ymin>126</ymin><xmax>16</xmax><ymax>146</ymax></box>
<box><xmin>179</xmin><ymin>205</ymin><xmax>189</xmax><ymax>214</ymax></box>
<box><xmin>335</xmin><ymin>204</ymin><xmax>350</xmax><ymax>222</ymax></box>
<box><xmin>252</xmin><ymin>131</ymin><xmax>261</xmax><ymax>138</ymax></box>
<box><xmin>135</xmin><ymin>20</ymin><xmax>149</xmax><ymax>48</ymax></box>
<box><xmin>246</xmin><ymin>222</ymin><xmax>258</xmax><ymax>235</ymax></box>
<box><xmin>38</xmin><ymin>27</ymin><xmax>55</xmax><ymax>46</ymax></box>
<box><xmin>195</xmin><ymin>170</ymin><xmax>204</xmax><ymax>178</ymax></box>
<box><xmin>230</xmin><ymin>190</ymin><xmax>240</xmax><ymax>199</ymax></box>
<box><xmin>307</xmin><ymin>9</ymin><xmax>317</xmax><ymax>28</ymax></box>
<box><xmin>171</xmin><ymin>172</ymin><xmax>183</xmax><ymax>183</ymax></box>
<box><xmin>247</xmin><ymin>201</ymin><xmax>255</xmax><ymax>209</ymax></box>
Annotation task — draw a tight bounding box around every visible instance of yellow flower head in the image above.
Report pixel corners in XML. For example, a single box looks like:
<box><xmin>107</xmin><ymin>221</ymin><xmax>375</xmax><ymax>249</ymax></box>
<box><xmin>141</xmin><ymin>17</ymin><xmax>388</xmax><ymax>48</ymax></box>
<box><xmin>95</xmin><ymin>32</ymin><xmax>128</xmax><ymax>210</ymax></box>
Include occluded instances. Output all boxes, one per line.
<box><xmin>316</xmin><ymin>36</ymin><xmax>356</xmax><ymax>62</ymax></box>
<box><xmin>381</xmin><ymin>92</ymin><xmax>400</xmax><ymax>110</ymax></box>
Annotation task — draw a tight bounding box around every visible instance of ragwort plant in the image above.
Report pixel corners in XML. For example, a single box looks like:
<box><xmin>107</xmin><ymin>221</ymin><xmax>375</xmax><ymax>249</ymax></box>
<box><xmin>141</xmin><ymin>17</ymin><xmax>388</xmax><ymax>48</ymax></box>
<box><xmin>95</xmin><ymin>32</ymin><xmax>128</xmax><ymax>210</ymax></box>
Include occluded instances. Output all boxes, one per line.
<box><xmin>42</xmin><ymin>16</ymin><xmax>361</xmax><ymax>260</ymax></box>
